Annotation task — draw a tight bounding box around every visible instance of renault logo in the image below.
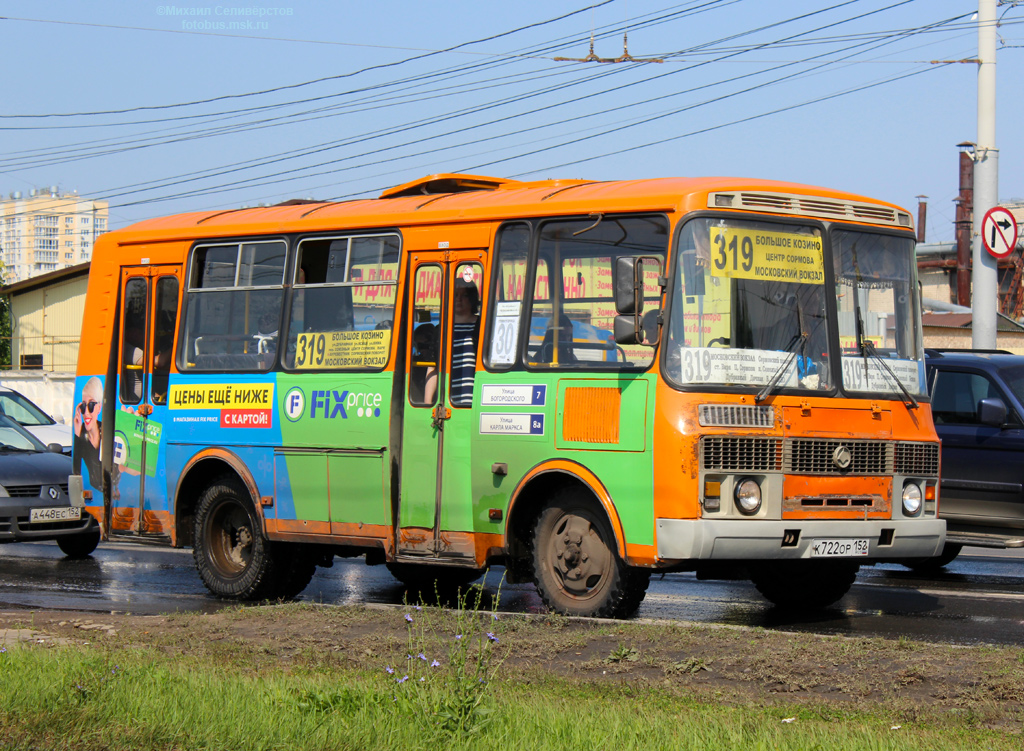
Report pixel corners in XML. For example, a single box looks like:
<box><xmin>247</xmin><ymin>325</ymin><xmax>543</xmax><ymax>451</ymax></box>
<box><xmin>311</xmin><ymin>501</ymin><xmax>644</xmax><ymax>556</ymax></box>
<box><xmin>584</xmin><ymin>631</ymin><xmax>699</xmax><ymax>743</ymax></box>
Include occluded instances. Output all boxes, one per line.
<box><xmin>48</xmin><ymin>487</ymin><xmax>59</xmax><ymax>500</ymax></box>
<box><xmin>832</xmin><ymin>445</ymin><xmax>853</xmax><ymax>470</ymax></box>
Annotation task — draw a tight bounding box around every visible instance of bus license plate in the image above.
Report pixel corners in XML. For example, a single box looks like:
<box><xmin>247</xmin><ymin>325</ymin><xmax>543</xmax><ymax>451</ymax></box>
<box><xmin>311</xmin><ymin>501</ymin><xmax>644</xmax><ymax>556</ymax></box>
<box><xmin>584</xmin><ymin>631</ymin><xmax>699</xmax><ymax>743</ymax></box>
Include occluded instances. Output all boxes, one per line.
<box><xmin>810</xmin><ymin>538</ymin><xmax>869</xmax><ymax>557</ymax></box>
<box><xmin>29</xmin><ymin>507</ymin><xmax>81</xmax><ymax>523</ymax></box>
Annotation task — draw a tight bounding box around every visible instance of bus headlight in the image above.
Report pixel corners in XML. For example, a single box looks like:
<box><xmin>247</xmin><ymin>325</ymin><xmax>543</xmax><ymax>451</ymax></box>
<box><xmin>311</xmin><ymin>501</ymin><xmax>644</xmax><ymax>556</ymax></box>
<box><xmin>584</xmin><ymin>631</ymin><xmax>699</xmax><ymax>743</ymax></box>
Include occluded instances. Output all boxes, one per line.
<box><xmin>902</xmin><ymin>483</ymin><xmax>923</xmax><ymax>516</ymax></box>
<box><xmin>734</xmin><ymin>478</ymin><xmax>762</xmax><ymax>515</ymax></box>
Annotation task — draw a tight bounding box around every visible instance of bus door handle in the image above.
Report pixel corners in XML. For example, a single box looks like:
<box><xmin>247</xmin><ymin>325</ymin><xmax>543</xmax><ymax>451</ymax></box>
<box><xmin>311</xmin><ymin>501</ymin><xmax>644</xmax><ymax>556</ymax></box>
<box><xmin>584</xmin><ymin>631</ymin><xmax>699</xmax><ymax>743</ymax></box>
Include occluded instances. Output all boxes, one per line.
<box><xmin>431</xmin><ymin>405</ymin><xmax>451</xmax><ymax>430</ymax></box>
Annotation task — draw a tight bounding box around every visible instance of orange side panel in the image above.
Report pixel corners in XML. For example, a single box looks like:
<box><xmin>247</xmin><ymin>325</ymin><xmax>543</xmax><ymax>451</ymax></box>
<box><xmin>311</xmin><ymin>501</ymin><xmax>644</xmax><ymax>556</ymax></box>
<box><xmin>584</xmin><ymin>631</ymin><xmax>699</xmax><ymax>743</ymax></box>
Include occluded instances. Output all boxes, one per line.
<box><xmin>652</xmin><ymin>383</ymin><xmax>705</xmax><ymax>522</ymax></box>
<box><xmin>561</xmin><ymin>387</ymin><xmax>621</xmax><ymax>444</ymax></box>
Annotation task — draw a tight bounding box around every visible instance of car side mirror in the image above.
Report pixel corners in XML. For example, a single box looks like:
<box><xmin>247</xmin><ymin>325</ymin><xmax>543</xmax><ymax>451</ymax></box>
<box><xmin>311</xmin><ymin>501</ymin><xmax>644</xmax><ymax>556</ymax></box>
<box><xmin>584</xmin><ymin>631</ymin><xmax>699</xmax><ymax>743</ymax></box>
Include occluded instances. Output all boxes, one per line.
<box><xmin>977</xmin><ymin>397</ymin><xmax>1007</xmax><ymax>427</ymax></box>
<box><xmin>54</xmin><ymin>414</ymin><xmax>66</xmax><ymax>425</ymax></box>
<box><xmin>47</xmin><ymin>442</ymin><xmax>64</xmax><ymax>454</ymax></box>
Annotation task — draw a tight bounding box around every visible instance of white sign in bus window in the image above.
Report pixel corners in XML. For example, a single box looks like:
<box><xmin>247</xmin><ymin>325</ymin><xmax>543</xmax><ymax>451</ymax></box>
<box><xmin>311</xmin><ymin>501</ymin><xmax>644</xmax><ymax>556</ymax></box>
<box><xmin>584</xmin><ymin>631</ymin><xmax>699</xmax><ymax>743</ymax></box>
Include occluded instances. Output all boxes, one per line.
<box><xmin>840</xmin><ymin>357</ymin><xmax>921</xmax><ymax>394</ymax></box>
<box><xmin>677</xmin><ymin>348</ymin><xmax>799</xmax><ymax>386</ymax></box>
<box><xmin>489</xmin><ymin>301</ymin><xmax>521</xmax><ymax>365</ymax></box>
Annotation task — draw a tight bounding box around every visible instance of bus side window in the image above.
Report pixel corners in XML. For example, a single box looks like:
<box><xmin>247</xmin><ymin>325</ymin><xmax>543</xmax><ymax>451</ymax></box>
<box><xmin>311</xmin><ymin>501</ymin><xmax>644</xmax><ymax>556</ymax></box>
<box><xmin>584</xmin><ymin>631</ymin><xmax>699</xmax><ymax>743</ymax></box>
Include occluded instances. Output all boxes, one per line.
<box><xmin>120</xmin><ymin>278</ymin><xmax>148</xmax><ymax>404</ymax></box>
<box><xmin>450</xmin><ymin>263</ymin><xmax>482</xmax><ymax>407</ymax></box>
<box><xmin>150</xmin><ymin>276</ymin><xmax>179</xmax><ymax>405</ymax></box>
<box><xmin>485</xmin><ymin>222</ymin><xmax>529</xmax><ymax>370</ymax></box>
<box><xmin>410</xmin><ymin>265</ymin><xmax>441</xmax><ymax>406</ymax></box>
<box><xmin>182</xmin><ymin>241</ymin><xmax>285</xmax><ymax>371</ymax></box>
<box><xmin>285</xmin><ymin>234</ymin><xmax>399</xmax><ymax>371</ymax></box>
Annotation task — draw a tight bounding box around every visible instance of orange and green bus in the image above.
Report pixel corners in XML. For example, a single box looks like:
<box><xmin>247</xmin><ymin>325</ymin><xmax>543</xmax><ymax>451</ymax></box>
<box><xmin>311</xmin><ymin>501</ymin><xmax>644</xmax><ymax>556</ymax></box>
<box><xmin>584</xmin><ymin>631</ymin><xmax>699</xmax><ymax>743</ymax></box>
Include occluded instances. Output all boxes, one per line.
<box><xmin>70</xmin><ymin>173</ymin><xmax>944</xmax><ymax>617</ymax></box>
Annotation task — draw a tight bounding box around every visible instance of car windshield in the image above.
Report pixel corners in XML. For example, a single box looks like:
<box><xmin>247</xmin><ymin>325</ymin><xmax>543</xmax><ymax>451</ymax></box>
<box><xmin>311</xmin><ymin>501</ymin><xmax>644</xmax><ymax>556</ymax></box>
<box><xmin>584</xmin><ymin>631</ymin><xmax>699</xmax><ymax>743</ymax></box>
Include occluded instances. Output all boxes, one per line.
<box><xmin>0</xmin><ymin>413</ymin><xmax>46</xmax><ymax>451</ymax></box>
<box><xmin>990</xmin><ymin>362</ymin><xmax>1024</xmax><ymax>407</ymax></box>
<box><xmin>0</xmin><ymin>390</ymin><xmax>55</xmax><ymax>427</ymax></box>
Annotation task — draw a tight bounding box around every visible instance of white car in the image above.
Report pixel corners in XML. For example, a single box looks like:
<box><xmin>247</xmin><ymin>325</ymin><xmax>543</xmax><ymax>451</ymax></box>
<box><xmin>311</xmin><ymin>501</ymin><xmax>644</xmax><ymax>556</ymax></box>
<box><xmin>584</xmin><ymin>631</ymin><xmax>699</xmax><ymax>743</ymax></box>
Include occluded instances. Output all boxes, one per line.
<box><xmin>0</xmin><ymin>387</ymin><xmax>72</xmax><ymax>454</ymax></box>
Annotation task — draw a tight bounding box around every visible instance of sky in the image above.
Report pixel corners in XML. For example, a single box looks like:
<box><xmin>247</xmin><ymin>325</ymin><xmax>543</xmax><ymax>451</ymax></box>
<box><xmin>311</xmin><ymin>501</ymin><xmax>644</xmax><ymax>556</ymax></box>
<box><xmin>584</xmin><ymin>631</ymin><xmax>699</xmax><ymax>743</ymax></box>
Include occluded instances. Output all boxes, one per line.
<box><xmin>2</xmin><ymin>0</ymin><xmax>1022</xmax><ymax>244</ymax></box>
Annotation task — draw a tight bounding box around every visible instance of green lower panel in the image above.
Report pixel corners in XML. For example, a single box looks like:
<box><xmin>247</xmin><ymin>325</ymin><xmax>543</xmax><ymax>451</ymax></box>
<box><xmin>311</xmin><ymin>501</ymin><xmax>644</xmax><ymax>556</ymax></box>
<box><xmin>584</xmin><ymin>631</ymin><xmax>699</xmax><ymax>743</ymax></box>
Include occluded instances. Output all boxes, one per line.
<box><xmin>329</xmin><ymin>454</ymin><xmax>388</xmax><ymax>525</ymax></box>
<box><xmin>277</xmin><ymin>454</ymin><xmax>329</xmax><ymax>522</ymax></box>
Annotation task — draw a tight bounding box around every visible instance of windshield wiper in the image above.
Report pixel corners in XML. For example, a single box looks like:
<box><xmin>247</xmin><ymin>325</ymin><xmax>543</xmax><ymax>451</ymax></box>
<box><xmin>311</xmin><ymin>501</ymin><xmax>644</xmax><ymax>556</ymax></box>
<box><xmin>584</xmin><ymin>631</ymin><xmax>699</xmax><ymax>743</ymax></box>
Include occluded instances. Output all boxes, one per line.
<box><xmin>849</xmin><ymin>269</ymin><xmax>918</xmax><ymax>409</ymax></box>
<box><xmin>0</xmin><ymin>443</ymin><xmax>34</xmax><ymax>452</ymax></box>
<box><xmin>755</xmin><ymin>332</ymin><xmax>807</xmax><ymax>403</ymax></box>
<box><xmin>860</xmin><ymin>339</ymin><xmax>919</xmax><ymax>409</ymax></box>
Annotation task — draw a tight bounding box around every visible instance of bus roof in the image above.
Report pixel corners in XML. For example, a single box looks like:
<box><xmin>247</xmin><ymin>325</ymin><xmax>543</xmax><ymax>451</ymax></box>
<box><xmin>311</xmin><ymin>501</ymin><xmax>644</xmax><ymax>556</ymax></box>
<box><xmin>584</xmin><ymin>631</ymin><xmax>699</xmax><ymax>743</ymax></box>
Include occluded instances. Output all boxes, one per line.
<box><xmin>112</xmin><ymin>174</ymin><xmax>913</xmax><ymax>243</ymax></box>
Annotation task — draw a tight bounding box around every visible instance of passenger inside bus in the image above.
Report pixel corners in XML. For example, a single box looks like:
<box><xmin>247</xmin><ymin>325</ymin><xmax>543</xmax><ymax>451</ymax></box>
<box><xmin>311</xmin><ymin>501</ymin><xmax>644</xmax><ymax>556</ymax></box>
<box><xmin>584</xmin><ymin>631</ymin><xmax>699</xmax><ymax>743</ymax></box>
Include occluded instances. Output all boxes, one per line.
<box><xmin>449</xmin><ymin>278</ymin><xmax>479</xmax><ymax>405</ymax></box>
<box><xmin>534</xmin><ymin>313</ymin><xmax>578</xmax><ymax>365</ymax></box>
<box><xmin>410</xmin><ymin>323</ymin><xmax>438</xmax><ymax>404</ymax></box>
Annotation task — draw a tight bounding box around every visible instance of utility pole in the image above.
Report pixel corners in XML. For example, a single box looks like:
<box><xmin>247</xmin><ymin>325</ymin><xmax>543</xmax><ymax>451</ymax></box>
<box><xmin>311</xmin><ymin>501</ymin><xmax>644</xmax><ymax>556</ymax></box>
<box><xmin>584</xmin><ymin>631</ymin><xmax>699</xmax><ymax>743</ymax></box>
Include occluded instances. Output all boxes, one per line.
<box><xmin>972</xmin><ymin>0</ymin><xmax>999</xmax><ymax>347</ymax></box>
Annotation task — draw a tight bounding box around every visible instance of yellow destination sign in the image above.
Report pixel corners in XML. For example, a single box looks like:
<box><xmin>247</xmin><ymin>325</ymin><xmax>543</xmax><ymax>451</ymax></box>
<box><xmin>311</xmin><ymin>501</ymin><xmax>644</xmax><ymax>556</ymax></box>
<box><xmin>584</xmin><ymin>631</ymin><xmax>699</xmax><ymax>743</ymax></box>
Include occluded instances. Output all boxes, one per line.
<box><xmin>295</xmin><ymin>329</ymin><xmax>391</xmax><ymax>370</ymax></box>
<box><xmin>709</xmin><ymin>227</ymin><xmax>824</xmax><ymax>284</ymax></box>
<box><xmin>169</xmin><ymin>383</ymin><xmax>274</xmax><ymax>410</ymax></box>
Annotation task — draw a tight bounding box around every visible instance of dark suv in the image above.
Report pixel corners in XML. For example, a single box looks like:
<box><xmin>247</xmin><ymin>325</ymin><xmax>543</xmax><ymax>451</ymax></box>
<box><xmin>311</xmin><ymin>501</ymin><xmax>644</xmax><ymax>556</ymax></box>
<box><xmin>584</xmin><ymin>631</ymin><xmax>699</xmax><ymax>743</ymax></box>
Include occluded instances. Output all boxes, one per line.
<box><xmin>923</xmin><ymin>350</ymin><xmax>1024</xmax><ymax>567</ymax></box>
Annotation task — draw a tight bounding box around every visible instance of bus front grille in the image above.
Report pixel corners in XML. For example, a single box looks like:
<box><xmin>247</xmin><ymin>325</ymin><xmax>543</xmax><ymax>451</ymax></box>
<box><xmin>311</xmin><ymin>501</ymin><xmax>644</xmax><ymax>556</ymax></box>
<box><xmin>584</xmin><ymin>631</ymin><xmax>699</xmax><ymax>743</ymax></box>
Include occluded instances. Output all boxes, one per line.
<box><xmin>784</xmin><ymin>439</ymin><xmax>891</xmax><ymax>475</ymax></box>
<box><xmin>701</xmin><ymin>437</ymin><xmax>782</xmax><ymax>471</ymax></box>
<box><xmin>893</xmin><ymin>442</ymin><xmax>940</xmax><ymax>476</ymax></box>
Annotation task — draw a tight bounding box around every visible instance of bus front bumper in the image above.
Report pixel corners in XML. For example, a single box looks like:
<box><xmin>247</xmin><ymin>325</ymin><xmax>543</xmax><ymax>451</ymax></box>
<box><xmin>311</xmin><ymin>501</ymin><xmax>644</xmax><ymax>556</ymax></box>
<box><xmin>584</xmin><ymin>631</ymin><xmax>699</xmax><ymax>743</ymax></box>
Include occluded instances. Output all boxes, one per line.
<box><xmin>655</xmin><ymin>518</ymin><xmax>946</xmax><ymax>562</ymax></box>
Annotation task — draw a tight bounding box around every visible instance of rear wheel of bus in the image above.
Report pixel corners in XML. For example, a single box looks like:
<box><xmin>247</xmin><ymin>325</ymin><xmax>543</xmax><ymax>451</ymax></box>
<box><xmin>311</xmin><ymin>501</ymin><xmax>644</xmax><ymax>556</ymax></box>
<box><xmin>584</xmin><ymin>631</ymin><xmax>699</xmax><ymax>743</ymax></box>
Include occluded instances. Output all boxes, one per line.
<box><xmin>531</xmin><ymin>489</ymin><xmax>650</xmax><ymax>618</ymax></box>
<box><xmin>193</xmin><ymin>475</ymin><xmax>297</xmax><ymax>601</ymax></box>
<box><xmin>749</xmin><ymin>560</ymin><xmax>859</xmax><ymax>610</ymax></box>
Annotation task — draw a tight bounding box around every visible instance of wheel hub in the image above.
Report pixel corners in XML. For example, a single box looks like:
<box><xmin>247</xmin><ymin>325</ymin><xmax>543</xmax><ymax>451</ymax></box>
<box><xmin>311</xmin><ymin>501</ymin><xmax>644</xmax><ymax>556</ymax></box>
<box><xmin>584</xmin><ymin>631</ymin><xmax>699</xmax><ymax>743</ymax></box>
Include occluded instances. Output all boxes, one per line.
<box><xmin>552</xmin><ymin>515</ymin><xmax>609</xmax><ymax>595</ymax></box>
<box><xmin>230</xmin><ymin>526</ymin><xmax>252</xmax><ymax>567</ymax></box>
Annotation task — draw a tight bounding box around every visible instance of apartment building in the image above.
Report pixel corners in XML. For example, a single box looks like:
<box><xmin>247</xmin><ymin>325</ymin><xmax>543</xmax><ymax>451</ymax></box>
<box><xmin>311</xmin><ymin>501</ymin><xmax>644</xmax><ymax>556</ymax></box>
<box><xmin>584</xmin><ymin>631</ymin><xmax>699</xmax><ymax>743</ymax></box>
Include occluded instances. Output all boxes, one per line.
<box><xmin>1</xmin><ymin>188</ymin><xmax>108</xmax><ymax>284</ymax></box>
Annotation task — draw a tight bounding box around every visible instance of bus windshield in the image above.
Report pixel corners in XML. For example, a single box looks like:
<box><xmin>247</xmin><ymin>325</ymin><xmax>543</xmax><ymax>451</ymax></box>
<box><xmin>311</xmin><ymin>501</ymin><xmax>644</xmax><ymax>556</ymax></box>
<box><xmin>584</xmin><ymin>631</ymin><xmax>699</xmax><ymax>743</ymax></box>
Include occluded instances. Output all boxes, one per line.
<box><xmin>664</xmin><ymin>217</ymin><xmax>830</xmax><ymax>393</ymax></box>
<box><xmin>832</xmin><ymin>229</ymin><xmax>925</xmax><ymax>398</ymax></box>
<box><xmin>663</xmin><ymin>217</ymin><xmax>924</xmax><ymax>399</ymax></box>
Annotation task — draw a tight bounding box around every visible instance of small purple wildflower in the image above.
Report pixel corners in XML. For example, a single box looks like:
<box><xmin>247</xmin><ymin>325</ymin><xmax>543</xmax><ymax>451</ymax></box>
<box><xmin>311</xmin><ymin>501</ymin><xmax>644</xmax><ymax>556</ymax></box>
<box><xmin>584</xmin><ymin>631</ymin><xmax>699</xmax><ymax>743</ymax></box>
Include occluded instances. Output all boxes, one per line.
<box><xmin>414</xmin><ymin>605</ymin><xmax>422</xmax><ymax>611</ymax></box>
<box><xmin>0</xmin><ymin>647</ymin><xmax>6</xmax><ymax>654</ymax></box>
<box><xmin>417</xmin><ymin>652</ymin><xmax>427</xmax><ymax>661</ymax></box>
<box><xmin>385</xmin><ymin>666</ymin><xmax>395</xmax><ymax>675</ymax></box>
<box><xmin>430</xmin><ymin>659</ymin><xmax>440</xmax><ymax>668</ymax></box>
<box><xmin>419</xmin><ymin>677</ymin><xmax>426</xmax><ymax>682</ymax></box>
<box><xmin>455</xmin><ymin>634</ymin><xmax>463</xmax><ymax>640</ymax></box>
<box><xmin>404</xmin><ymin>613</ymin><xmax>413</xmax><ymax>623</ymax></box>
<box><xmin>396</xmin><ymin>675</ymin><xmax>409</xmax><ymax>684</ymax></box>
<box><xmin>486</xmin><ymin>632</ymin><xmax>499</xmax><ymax>643</ymax></box>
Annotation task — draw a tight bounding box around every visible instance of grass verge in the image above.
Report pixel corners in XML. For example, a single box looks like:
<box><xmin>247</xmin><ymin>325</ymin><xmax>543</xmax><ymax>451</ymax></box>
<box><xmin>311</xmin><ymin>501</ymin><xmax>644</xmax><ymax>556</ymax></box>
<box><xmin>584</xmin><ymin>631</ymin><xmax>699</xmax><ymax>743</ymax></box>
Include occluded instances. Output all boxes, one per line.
<box><xmin>0</xmin><ymin>598</ymin><xmax>1021</xmax><ymax>751</ymax></box>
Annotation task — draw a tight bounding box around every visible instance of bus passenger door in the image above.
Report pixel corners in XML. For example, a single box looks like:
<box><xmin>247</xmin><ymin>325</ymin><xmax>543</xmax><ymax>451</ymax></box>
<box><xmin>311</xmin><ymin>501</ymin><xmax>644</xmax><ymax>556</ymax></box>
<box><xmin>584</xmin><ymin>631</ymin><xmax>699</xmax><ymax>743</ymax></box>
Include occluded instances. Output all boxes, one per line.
<box><xmin>110</xmin><ymin>266</ymin><xmax>181</xmax><ymax>539</ymax></box>
<box><xmin>398</xmin><ymin>254</ymin><xmax>484</xmax><ymax>562</ymax></box>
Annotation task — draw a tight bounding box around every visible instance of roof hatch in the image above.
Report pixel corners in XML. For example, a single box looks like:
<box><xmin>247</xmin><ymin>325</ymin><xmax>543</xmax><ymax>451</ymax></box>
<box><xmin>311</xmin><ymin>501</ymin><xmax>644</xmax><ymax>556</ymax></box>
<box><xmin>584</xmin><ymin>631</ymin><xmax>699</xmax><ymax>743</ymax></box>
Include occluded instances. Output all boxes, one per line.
<box><xmin>380</xmin><ymin>173</ymin><xmax>520</xmax><ymax>199</ymax></box>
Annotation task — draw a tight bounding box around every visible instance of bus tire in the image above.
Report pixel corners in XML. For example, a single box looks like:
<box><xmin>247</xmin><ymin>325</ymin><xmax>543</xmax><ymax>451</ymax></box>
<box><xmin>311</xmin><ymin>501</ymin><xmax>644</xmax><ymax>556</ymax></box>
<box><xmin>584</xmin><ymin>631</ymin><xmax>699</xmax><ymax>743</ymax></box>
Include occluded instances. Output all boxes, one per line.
<box><xmin>274</xmin><ymin>545</ymin><xmax>320</xmax><ymax>600</ymax></box>
<box><xmin>902</xmin><ymin>543</ymin><xmax>962</xmax><ymax>572</ymax></box>
<box><xmin>531</xmin><ymin>490</ymin><xmax>649</xmax><ymax>618</ymax></box>
<box><xmin>57</xmin><ymin>529</ymin><xmax>100</xmax><ymax>559</ymax></box>
<box><xmin>193</xmin><ymin>476</ymin><xmax>282</xmax><ymax>600</ymax></box>
<box><xmin>750</xmin><ymin>560</ymin><xmax>859</xmax><ymax>610</ymax></box>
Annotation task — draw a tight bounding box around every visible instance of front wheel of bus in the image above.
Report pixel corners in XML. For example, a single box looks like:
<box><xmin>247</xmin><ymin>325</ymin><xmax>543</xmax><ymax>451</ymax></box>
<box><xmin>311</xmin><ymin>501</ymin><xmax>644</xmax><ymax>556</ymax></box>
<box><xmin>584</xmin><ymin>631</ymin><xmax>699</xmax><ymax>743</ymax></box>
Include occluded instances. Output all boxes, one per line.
<box><xmin>750</xmin><ymin>560</ymin><xmax>859</xmax><ymax>610</ymax></box>
<box><xmin>532</xmin><ymin>492</ymin><xmax>649</xmax><ymax>618</ymax></box>
<box><xmin>193</xmin><ymin>476</ymin><xmax>280</xmax><ymax>600</ymax></box>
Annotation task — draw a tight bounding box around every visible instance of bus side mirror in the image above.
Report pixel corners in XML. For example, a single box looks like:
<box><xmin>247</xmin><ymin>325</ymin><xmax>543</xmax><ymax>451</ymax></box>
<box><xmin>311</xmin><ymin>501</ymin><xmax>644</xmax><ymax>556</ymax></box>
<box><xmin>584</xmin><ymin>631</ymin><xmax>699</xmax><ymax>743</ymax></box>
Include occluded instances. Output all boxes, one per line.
<box><xmin>614</xmin><ymin>257</ymin><xmax>644</xmax><ymax>344</ymax></box>
<box><xmin>614</xmin><ymin>315</ymin><xmax>640</xmax><ymax>345</ymax></box>
<box><xmin>614</xmin><ymin>257</ymin><xmax>643</xmax><ymax>316</ymax></box>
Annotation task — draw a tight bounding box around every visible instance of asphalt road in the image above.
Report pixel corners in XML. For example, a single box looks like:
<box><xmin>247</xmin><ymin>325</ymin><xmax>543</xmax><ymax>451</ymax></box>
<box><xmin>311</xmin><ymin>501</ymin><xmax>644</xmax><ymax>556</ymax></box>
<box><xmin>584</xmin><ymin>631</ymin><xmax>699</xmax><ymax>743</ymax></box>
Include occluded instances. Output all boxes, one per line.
<box><xmin>0</xmin><ymin>541</ymin><xmax>1021</xmax><ymax>646</ymax></box>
